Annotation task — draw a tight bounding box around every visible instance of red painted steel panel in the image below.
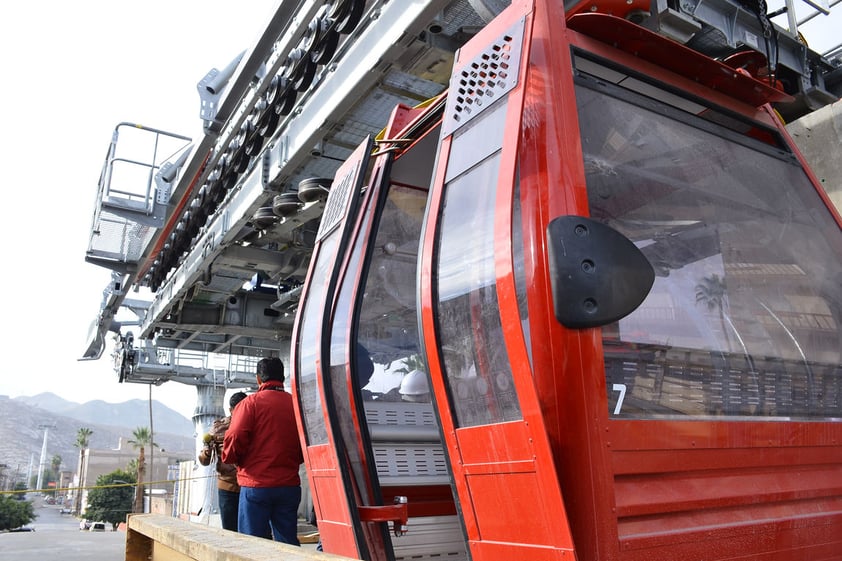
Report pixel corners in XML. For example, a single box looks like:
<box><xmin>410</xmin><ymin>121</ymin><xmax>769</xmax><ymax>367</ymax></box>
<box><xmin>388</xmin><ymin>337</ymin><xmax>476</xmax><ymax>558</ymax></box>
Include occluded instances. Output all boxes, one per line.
<box><xmin>617</xmin><ymin>516</ymin><xmax>842</xmax><ymax>561</ymax></box>
<box><xmin>381</xmin><ymin>485</ymin><xmax>456</xmax><ymax>518</ymax></box>
<box><xmin>612</xmin><ymin>446</ymin><xmax>842</xmax><ymax>474</ymax></box>
<box><xmin>468</xmin><ymin>541</ymin><xmax>576</xmax><ymax>561</ymax></box>
<box><xmin>606</xmin><ymin>420</ymin><xmax>842</xmax><ymax>559</ymax></box>
<box><xmin>307</xmin><ymin>444</ymin><xmax>358</xmax><ymax>555</ymax></box>
<box><xmin>566</xmin><ymin>14</ymin><xmax>793</xmax><ymax>106</ymax></box>
<box><xmin>470</xmin><ymin>540</ymin><xmax>575</xmax><ymax>561</ymax></box>
<box><xmin>456</xmin><ymin>422</ymin><xmax>536</xmax><ymax>465</ymax></box>
<box><xmin>419</xmin><ymin>2</ymin><xmax>578</xmax><ymax>560</ymax></box>
<box><xmin>615</xmin><ymin>466</ymin><xmax>842</xmax><ymax>516</ymax></box>
<box><xmin>466</xmin><ymin>471</ymin><xmax>554</xmax><ymax>543</ymax></box>
<box><xmin>516</xmin><ymin>6</ymin><xmax>620</xmax><ymax>561</ymax></box>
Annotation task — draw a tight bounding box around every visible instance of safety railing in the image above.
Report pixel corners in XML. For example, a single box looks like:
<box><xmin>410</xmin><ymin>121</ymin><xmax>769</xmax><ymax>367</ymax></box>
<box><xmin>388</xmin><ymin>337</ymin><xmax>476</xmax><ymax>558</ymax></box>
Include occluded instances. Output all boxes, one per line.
<box><xmin>86</xmin><ymin>123</ymin><xmax>191</xmax><ymax>271</ymax></box>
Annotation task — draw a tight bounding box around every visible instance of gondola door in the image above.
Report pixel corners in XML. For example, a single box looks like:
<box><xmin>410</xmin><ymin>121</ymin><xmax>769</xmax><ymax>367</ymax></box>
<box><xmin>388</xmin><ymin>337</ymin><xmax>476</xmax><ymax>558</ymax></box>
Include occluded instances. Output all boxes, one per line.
<box><xmin>418</xmin><ymin>2</ymin><xmax>576</xmax><ymax>560</ymax></box>
<box><xmin>291</xmin><ymin>137</ymin><xmax>380</xmax><ymax>559</ymax></box>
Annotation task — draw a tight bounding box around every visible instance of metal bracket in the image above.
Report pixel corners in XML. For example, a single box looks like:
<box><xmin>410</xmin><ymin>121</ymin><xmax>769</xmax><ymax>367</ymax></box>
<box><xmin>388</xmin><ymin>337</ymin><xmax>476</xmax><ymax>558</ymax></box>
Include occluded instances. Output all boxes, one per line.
<box><xmin>358</xmin><ymin>496</ymin><xmax>409</xmax><ymax>537</ymax></box>
<box><xmin>198</xmin><ymin>51</ymin><xmax>247</xmax><ymax>133</ymax></box>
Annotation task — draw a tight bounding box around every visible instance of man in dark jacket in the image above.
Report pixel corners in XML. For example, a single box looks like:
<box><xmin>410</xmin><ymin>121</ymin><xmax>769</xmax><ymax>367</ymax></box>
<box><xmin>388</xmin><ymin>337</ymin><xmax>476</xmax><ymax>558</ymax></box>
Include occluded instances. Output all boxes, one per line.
<box><xmin>222</xmin><ymin>357</ymin><xmax>304</xmax><ymax>545</ymax></box>
<box><xmin>198</xmin><ymin>391</ymin><xmax>247</xmax><ymax>532</ymax></box>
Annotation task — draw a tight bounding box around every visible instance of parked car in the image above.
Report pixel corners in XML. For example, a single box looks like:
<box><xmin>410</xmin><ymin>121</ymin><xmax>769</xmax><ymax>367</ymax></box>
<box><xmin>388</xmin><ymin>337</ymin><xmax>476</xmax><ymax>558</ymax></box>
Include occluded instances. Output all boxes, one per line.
<box><xmin>89</xmin><ymin>522</ymin><xmax>107</xmax><ymax>532</ymax></box>
<box><xmin>59</xmin><ymin>507</ymin><xmax>72</xmax><ymax>515</ymax></box>
<box><xmin>10</xmin><ymin>525</ymin><xmax>35</xmax><ymax>532</ymax></box>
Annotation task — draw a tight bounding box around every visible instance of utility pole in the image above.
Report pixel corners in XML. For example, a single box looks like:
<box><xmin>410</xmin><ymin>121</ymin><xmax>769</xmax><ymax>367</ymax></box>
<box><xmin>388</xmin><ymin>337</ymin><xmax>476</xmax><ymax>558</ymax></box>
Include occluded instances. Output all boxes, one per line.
<box><xmin>35</xmin><ymin>424</ymin><xmax>54</xmax><ymax>493</ymax></box>
<box><xmin>26</xmin><ymin>453</ymin><xmax>34</xmax><ymax>489</ymax></box>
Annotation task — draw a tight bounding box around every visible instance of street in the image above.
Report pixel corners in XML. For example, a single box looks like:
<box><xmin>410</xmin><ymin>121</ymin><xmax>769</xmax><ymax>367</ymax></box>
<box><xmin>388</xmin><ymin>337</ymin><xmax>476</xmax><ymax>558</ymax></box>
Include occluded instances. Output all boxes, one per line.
<box><xmin>0</xmin><ymin>496</ymin><xmax>126</xmax><ymax>561</ymax></box>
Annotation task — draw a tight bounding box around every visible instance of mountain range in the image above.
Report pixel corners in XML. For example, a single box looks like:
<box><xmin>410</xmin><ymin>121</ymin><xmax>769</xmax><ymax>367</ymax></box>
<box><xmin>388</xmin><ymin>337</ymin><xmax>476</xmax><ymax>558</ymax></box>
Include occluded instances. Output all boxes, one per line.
<box><xmin>0</xmin><ymin>393</ymin><xmax>197</xmax><ymax>484</ymax></box>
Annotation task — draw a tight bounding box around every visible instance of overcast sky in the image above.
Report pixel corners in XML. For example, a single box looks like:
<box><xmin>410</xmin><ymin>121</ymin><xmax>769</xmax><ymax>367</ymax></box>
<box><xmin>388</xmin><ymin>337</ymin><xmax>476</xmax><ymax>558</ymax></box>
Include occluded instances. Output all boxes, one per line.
<box><xmin>0</xmin><ymin>1</ymin><xmax>277</xmax><ymax>419</ymax></box>
<box><xmin>0</xmin><ymin>1</ymin><xmax>838</xmax><ymax>421</ymax></box>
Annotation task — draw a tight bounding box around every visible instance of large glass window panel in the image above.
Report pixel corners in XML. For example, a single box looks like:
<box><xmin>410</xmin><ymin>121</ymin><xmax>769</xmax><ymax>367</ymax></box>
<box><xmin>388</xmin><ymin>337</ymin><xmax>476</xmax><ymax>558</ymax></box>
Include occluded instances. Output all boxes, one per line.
<box><xmin>435</xmin><ymin>151</ymin><xmax>522</xmax><ymax>427</ymax></box>
<box><xmin>297</xmin><ymin>234</ymin><xmax>340</xmax><ymax>444</ymax></box>
<box><xmin>574</xmin><ymin>78</ymin><xmax>842</xmax><ymax>420</ymax></box>
<box><xmin>328</xmin><ymin>186</ymin><xmax>379</xmax><ymax>504</ymax></box>
<box><xmin>512</xmin><ymin>168</ymin><xmax>532</xmax><ymax>367</ymax></box>
<box><xmin>356</xmin><ymin>185</ymin><xmax>429</xmax><ymax>403</ymax></box>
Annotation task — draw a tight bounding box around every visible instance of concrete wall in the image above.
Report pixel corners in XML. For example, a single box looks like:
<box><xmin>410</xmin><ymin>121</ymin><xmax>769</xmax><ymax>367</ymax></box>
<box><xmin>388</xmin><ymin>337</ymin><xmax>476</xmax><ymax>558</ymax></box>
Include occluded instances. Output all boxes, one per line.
<box><xmin>126</xmin><ymin>514</ymin><xmax>355</xmax><ymax>561</ymax></box>
<box><xmin>787</xmin><ymin>99</ymin><xmax>842</xmax><ymax>211</ymax></box>
<box><xmin>77</xmin><ymin>440</ymin><xmax>183</xmax><ymax>514</ymax></box>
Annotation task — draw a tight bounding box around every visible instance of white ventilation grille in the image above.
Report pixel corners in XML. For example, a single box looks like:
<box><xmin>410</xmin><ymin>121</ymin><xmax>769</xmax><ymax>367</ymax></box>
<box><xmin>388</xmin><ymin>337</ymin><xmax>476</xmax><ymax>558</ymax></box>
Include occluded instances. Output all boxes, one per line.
<box><xmin>442</xmin><ymin>17</ymin><xmax>525</xmax><ymax>136</ymax></box>
<box><xmin>317</xmin><ymin>160</ymin><xmax>358</xmax><ymax>241</ymax></box>
<box><xmin>373</xmin><ymin>444</ymin><xmax>449</xmax><ymax>478</ymax></box>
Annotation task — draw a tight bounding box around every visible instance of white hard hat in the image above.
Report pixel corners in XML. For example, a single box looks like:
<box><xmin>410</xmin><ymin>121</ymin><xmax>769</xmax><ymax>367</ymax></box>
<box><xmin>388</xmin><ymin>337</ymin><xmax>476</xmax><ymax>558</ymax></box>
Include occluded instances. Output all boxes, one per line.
<box><xmin>399</xmin><ymin>369</ymin><xmax>430</xmax><ymax>396</ymax></box>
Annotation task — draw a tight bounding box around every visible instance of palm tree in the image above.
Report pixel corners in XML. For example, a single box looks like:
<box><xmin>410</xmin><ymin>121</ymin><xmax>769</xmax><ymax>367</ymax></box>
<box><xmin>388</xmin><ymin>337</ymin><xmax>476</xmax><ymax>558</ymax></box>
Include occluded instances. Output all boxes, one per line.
<box><xmin>696</xmin><ymin>273</ymin><xmax>763</xmax><ymax>413</ymax></box>
<box><xmin>128</xmin><ymin>427</ymin><xmax>158</xmax><ymax>513</ymax></box>
<box><xmin>73</xmin><ymin>428</ymin><xmax>93</xmax><ymax>514</ymax></box>
<box><xmin>50</xmin><ymin>454</ymin><xmax>62</xmax><ymax>475</ymax></box>
<box><xmin>75</xmin><ymin>427</ymin><xmax>93</xmax><ymax>449</ymax></box>
<box><xmin>695</xmin><ymin>273</ymin><xmax>731</xmax><ymax>351</ymax></box>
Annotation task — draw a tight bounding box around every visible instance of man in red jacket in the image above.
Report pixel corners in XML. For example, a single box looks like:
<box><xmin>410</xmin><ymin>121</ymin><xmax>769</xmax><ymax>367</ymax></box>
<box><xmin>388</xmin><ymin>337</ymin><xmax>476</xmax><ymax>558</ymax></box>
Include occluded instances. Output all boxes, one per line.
<box><xmin>222</xmin><ymin>357</ymin><xmax>304</xmax><ymax>544</ymax></box>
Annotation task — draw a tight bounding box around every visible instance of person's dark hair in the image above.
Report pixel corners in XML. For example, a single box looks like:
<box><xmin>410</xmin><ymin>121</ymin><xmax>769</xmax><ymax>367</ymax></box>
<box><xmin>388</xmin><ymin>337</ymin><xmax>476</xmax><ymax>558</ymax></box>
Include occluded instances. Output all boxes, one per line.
<box><xmin>229</xmin><ymin>391</ymin><xmax>248</xmax><ymax>410</ymax></box>
<box><xmin>257</xmin><ymin>357</ymin><xmax>285</xmax><ymax>384</ymax></box>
